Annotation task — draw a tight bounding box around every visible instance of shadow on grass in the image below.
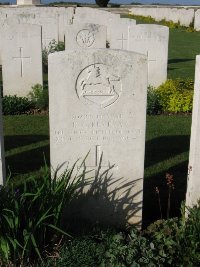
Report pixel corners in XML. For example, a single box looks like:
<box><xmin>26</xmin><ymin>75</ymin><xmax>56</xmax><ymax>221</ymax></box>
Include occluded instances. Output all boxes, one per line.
<box><xmin>145</xmin><ymin>135</ymin><xmax>190</xmax><ymax>168</ymax></box>
<box><xmin>168</xmin><ymin>58</ymin><xmax>194</xmax><ymax>64</ymax></box>
<box><xmin>143</xmin><ymin>160</ymin><xmax>188</xmax><ymax>229</ymax></box>
<box><xmin>5</xmin><ymin>144</ymin><xmax>50</xmax><ymax>175</ymax></box>
<box><xmin>4</xmin><ymin>135</ymin><xmax>49</xmax><ymax>151</ymax></box>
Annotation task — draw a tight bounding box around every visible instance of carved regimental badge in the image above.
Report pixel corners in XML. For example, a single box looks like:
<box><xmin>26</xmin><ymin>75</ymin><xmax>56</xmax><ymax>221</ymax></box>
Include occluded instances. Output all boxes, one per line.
<box><xmin>76</xmin><ymin>29</ymin><xmax>95</xmax><ymax>48</ymax></box>
<box><xmin>76</xmin><ymin>63</ymin><xmax>122</xmax><ymax>108</ymax></box>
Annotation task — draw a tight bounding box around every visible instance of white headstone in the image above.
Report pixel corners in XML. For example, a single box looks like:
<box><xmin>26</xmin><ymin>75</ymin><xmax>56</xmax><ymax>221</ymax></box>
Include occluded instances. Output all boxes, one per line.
<box><xmin>195</xmin><ymin>9</ymin><xmax>200</xmax><ymax>31</ymax></box>
<box><xmin>109</xmin><ymin>18</ymin><xmax>136</xmax><ymax>50</ymax></box>
<box><xmin>65</xmin><ymin>23</ymin><xmax>106</xmax><ymax>49</ymax></box>
<box><xmin>73</xmin><ymin>7</ymin><xmax>120</xmax><ymax>42</ymax></box>
<box><xmin>17</xmin><ymin>0</ymin><xmax>41</xmax><ymax>5</ymax></box>
<box><xmin>128</xmin><ymin>24</ymin><xmax>169</xmax><ymax>87</ymax></box>
<box><xmin>37</xmin><ymin>17</ymin><xmax>59</xmax><ymax>49</ymax></box>
<box><xmin>2</xmin><ymin>23</ymin><xmax>43</xmax><ymax>97</ymax></box>
<box><xmin>186</xmin><ymin>55</ymin><xmax>200</xmax><ymax>207</ymax></box>
<box><xmin>49</xmin><ymin>49</ymin><xmax>147</xmax><ymax>228</ymax></box>
<box><xmin>0</xmin><ymin>100</ymin><xmax>6</xmax><ymax>186</ymax></box>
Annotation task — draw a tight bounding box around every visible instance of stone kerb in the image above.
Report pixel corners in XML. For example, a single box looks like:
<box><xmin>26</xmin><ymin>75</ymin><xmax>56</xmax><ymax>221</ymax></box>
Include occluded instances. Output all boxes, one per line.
<box><xmin>186</xmin><ymin>55</ymin><xmax>200</xmax><ymax>208</ymax></box>
<box><xmin>48</xmin><ymin>49</ymin><xmax>147</xmax><ymax>228</ymax></box>
<box><xmin>128</xmin><ymin>24</ymin><xmax>169</xmax><ymax>87</ymax></box>
<box><xmin>1</xmin><ymin>23</ymin><xmax>43</xmax><ymax>97</ymax></box>
<box><xmin>65</xmin><ymin>23</ymin><xmax>107</xmax><ymax>49</ymax></box>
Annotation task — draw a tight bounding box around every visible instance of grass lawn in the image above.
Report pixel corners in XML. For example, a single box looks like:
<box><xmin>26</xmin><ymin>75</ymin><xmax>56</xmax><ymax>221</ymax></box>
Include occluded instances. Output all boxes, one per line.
<box><xmin>123</xmin><ymin>15</ymin><xmax>200</xmax><ymax>81</ymax></box>
<box><xmin>3</xmin><ymin>114</ymin><xmax>192</xmax><ymax>226</ymax></box>
<box><xmin>168</xmin><ymin>29</ymin><xmax>200</xmax><ymax>79</ymax></box>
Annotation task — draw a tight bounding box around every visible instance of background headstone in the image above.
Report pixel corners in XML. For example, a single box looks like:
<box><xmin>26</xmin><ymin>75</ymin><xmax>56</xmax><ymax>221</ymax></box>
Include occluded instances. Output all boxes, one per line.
<box><xmin>65</xmin><ymin>23</ymin><xmax>106</xmax><ymax>49</ymax></box>
<box><xmin>128</xmin><ymin>24</ymin><xmax>169</xmax><ymax>87</ymax></box>
<box><xmin>2</xmin><ymin>23</ymin><xmax>43</xmax><ymax>97</ymax></box>
<box><xmin>73</xmin><ymin>7</ymin><xmax>120</xmax><ymax>42</ymax></box>
<box><xmin>48</xmin><ymin>49</ymin><xmax>147</xmax><ymax>228</ymax></box>
<box><xmin>109</xmin><ymin>18</ymin><xmax>136</xmax><ymax>50</ymax></box>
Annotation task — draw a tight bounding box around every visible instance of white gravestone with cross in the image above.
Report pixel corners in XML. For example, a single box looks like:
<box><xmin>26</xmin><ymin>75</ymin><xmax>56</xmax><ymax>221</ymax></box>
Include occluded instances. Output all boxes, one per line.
<box><xmin>128</xmin><ymin>24</ymin><xmax>169</xmax><ymax>87</ymax></box>
<box><xmin>186</xmin><ymin>56</ymin><xmax>200</xmax><ymax>208</ymax></box>
<box><xmin>109</xmin><ymin>18</ymin><xmax>136</xmax><ymax>50</ymax></box>
<box><xmin>2</xmin><ymin>23</ymin><xmax>43</xmax><ymax>97</ymax></box>
<box><xmin>49</xmin><ymin>49</ymin><xmax>147</xmax><ymax>228</ymax></box>
<box><xmin>65</xmin><ymin>23</ymin><xmax>106</xmax><ymax>49</ymax></box>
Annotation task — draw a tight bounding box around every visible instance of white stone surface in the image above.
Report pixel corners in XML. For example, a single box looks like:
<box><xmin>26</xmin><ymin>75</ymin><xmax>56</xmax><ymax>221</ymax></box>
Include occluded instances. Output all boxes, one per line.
<box><xmin>48</xmin><ymin>49</ymin><xmax>147</xmax><ymax>228</ymax></box>
<box><xmin>128</xmin><ymin>24</ymin><xmax>169</xmax><ymax>87</ymax></box>
<box><xmin>109</xmin><ymin>18</ymin><xmax>136</xmax><ymax>50</ymax></box>
<box><xmin>129</xmin><ymin>7</ymin><xmax>194</xmax><ymax>27</ymax></box>
<box><xmin>0</xmin><ymin>99</ymin><xmax>6</xmax><ymax>186</ymax></box>
<box><xmin>17</xmin><ymin>0</ymin><xmax>40</xmax><ymax>5</ymax></box>
<box><xmin>194</xmin><ymin>10</ymin><xmax>200</xmax><ymax>31</ymax></box>
<box><xmin>0</xmin><ymin>7</ymin><xmax>73</xmax><ymax>42</ymax></box>
<box><xmin>73</xmin><ymin>7</ymin><xmax>120</xmax><ymax>42</ymax></box>
<box><xmin>65</xmin><ymin>23</ymin><xmax>106</xmax><ymax>49</ymax></box>
<box><xmin>2</xmin><ymin>23</ymin><xmax>43</xmax><ymax>96</ymax></box>
<box><xmin>186</xmin><ymin>55</ymin><xmax>200</xmax><ymax>207</ymax></box>
<box><xmin>39</xmin><ymin>17</ymin><xmax>59</xmax><ymax>49</ymax></box>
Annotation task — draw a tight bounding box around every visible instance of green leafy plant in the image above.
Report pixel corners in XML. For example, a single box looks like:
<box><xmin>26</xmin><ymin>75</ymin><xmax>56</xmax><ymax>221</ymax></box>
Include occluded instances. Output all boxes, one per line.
<box><xmin>42</xmin><ymin>201</ymin><xmax>200</xmax><ymax>267</ymax></box>
<box><xmin>147</xmin><ymin>86</ymin><xmax>162</xmax><ymax>115</ymax></box>
<box><xmin>156</xmin><ymin>79</ymin><xmax>194</xmax><ymax>113</ymax></box>
<box><xmin>28</xmin><ymin>84</ymin><xmax>49</xmax><ymax>110</ymax></box>
<box><xmin>2</xmin><ymin>95</ymin><xmax>33</xmax><ymax>115</ymax></box>
<box><xmin>0</xmin><ymin>161</ymin><xmax>85</xmax><ymax>265</ymax></box>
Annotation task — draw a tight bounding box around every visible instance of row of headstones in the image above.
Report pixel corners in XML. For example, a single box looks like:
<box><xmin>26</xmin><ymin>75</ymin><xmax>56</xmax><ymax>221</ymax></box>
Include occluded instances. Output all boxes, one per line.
<box><xmin>0</xmin><ymin>49</ymin><xmax>199</xmax><ymax>228</ymax></box>
<box><xmin>129</xmin><ymin>6</ymin><xmax>196</xmax><ymax>28</ymax></box>
<box><xmin>0</xmin><ymin>6</ymin><xmax>169</xmax><ymax>98</ymax></box>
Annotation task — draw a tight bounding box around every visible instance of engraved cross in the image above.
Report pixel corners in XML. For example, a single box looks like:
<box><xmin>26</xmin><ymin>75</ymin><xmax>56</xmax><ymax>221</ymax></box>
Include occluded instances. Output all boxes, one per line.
<box><xmin>78</xmin><ymin>145</ymin><xmax>118</xmax><ymax>176</ymax></box>
<box><xmin>117</xmin><ymin>33</ymin><xmax>128</xmax><ymax>49</ymax></box>
<box><xmin>12</xmin><ymin>47</ymin><xmax>31</xmax><ymax>77</ymax></box>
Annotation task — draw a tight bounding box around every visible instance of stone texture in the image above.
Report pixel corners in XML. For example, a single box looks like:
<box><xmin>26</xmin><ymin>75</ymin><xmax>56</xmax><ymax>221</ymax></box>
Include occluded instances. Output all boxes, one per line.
<box><xmin>186</xmin><ymin>55</ymin><xmax>200</xmax><ymax>207</ymax></box>
<box><xmin>109</xmin><ymin>18</ymin><xmax>136</xmax><ymax>50</ymax></box>
<box><xmin>2</xmin><ymin>23</ymin><xmax>43</xmax><ymax>96</ymax></box>
<box><xmin>0</xmin><ymin>7</ymin><xmax>73</xmax><ymax>42</ymax></box>
<box><xmin>194</xmin><ymin>10</ymin><xmax>200</xmax><ymax>31</ymax></box>
<box><xmin>48</xmin><ymin>49</ymin><xmax>147</xmax><ymax>228</ymax></box>
<box><xmin>0</xmin><ymin>100</ymin><xmax>6</xmax><ymax>186</ymax></box>
<box><xmin>65</xmin><ymin>23</ymin><xmax>106</xmax><ymax>49</ymax></box>
<box><xmin>128</xmin><ymin>24</ymin><xmax>169</xmax><ymax>87</ymax></box>
<box><xmin>17</xmin><ymin>0</ymin><xmax>41</xmax><ymax>5</ymax></box>
<box><xmin>73</xmin><ymin>7</ymin><xmax>120</xmax><ymax>42</ymax></box>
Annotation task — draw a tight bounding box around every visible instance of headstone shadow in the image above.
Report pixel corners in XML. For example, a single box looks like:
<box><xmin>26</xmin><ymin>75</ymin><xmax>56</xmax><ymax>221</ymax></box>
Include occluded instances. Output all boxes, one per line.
<box><xmin>145</xmin><ymin>135</ymin><xmax>190</xmax><ymax>168</ymax></box>
<box><xmin>62</xmin><ymin>160</ymin><xmax>142</xmax><ymax>232</ymax></box>
<box><xmin>4</xmin><ymin>134</ymin><xmax>49</xmax><ymax>151</ymax></box>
